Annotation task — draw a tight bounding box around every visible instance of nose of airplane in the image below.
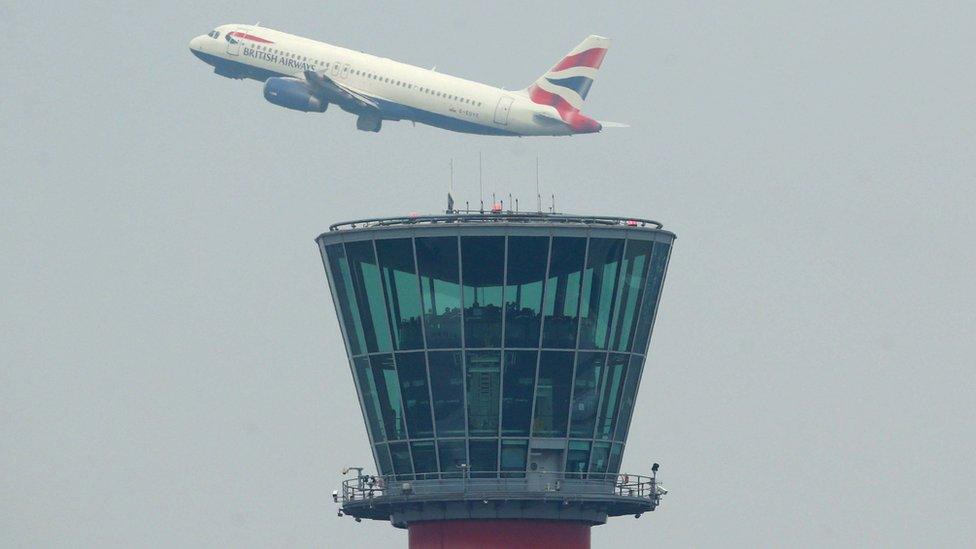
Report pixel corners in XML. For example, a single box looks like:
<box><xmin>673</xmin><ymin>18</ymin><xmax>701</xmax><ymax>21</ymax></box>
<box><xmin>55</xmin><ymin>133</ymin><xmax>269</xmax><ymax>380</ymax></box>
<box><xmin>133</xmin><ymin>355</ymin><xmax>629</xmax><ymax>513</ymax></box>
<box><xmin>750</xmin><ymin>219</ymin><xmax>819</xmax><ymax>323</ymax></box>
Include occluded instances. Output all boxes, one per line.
<box><xmin>188</xmin><ymin>35</ymin><xmax>204</xmax><ymax>53</ymax></box>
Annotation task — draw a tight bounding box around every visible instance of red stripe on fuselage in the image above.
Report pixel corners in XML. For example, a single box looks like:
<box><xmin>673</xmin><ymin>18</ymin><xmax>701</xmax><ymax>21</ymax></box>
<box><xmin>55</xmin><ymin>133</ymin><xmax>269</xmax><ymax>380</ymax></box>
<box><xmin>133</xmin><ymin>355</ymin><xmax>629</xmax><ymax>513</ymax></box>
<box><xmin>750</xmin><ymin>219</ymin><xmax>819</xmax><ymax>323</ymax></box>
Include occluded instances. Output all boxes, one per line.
<box><xmin>552</xmin><ymin>48</ymin><xmax>607</xmax><ymax>71</ymax></box>
<box><xmin>229</xmin><ymin>31</ymin><xmax>274</xmax><ymax>44</ymax></box>
<box><xmin>528</xmin><ymin>85</ymin><xmax>601</xmax><ymax>133</ymax></box>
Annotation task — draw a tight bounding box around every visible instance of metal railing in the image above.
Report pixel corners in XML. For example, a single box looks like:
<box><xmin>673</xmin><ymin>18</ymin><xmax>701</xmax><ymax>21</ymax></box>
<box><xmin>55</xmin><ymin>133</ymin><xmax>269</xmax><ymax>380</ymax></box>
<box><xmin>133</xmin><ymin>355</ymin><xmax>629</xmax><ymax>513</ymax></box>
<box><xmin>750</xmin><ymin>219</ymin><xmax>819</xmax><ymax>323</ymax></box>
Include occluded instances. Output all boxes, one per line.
<box><xmin>339</xmin><ymin>470</ymin><xmax>665</xmax><ymax>507</ymax></box>
<box><xmin>329</xmin><ymin>212</ymin><xmax>664</xmax><ymax>232</ymax></box>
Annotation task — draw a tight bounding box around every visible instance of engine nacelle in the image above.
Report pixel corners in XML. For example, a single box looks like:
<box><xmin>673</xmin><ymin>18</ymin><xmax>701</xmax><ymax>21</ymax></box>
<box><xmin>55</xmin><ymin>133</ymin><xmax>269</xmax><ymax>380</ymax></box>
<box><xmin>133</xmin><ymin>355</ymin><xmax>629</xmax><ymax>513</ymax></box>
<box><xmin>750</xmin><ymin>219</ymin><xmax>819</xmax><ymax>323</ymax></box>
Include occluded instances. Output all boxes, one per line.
<box><xmin>263</xmin><ymin>77</ymin><xmax>327</xmax><ymax>113</ymax></box>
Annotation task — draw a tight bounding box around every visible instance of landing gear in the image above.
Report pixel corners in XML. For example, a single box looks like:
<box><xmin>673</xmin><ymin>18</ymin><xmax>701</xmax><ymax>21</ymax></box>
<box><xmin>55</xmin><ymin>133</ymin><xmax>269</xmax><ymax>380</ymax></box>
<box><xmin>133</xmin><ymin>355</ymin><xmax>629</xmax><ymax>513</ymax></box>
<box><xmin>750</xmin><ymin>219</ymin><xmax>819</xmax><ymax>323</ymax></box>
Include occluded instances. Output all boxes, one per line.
<box><xmin>356</xmin><ymin>114</ymin><xmax>382</xmax><ymax>132</ymax></box>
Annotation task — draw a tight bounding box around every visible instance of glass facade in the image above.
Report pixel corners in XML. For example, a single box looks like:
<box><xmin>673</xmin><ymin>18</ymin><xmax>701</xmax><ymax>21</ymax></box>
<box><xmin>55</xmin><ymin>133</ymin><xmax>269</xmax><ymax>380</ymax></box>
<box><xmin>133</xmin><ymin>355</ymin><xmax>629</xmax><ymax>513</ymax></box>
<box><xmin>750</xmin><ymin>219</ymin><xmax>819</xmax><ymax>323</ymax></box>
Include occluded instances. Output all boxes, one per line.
<box><xmin>322</xmin><ymin>231</ymin><xmax>672</xmax><ymax>479</ymax></box>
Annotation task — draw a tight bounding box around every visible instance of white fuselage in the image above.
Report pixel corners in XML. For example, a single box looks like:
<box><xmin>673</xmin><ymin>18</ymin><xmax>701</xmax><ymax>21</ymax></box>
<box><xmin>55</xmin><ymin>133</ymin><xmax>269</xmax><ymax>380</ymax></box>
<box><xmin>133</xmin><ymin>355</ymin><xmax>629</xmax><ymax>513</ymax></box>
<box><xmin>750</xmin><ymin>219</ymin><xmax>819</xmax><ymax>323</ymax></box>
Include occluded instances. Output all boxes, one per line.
<box><xmin>189</xmin><ymin>25</ymin><xmax>583</xmax><ymax>136</ymax></box>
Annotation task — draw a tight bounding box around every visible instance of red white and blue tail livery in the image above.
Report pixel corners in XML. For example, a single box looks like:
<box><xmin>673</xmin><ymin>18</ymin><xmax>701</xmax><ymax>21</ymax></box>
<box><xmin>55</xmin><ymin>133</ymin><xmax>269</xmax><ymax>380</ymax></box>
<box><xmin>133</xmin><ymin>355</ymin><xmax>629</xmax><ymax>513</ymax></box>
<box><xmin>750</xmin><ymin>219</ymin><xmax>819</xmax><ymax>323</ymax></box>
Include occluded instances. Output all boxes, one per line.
<box><xmin>526</xmin><ymin>35</ymin><xmax>612</xmax><ymax>134</ymax></box>
<box><xmin>189</xmin><ymin>25</ymin><xmax>621</xmax><ymax>136</ymax></box>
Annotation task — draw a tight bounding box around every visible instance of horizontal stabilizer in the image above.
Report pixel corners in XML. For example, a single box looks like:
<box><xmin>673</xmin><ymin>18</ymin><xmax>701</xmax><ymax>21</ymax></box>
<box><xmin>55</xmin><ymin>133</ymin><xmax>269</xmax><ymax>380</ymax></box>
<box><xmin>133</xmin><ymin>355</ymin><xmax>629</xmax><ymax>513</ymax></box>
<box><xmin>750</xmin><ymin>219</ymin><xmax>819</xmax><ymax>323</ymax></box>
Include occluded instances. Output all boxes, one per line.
<box><xmin>598</xmin><ymin>121</ymin><xmax>629</xmax><ymax>128</ymax></box>
<box><xmin>533</xmin><ymin>111</ymin><xmax>569</xmax><ymax>126</ymax></box>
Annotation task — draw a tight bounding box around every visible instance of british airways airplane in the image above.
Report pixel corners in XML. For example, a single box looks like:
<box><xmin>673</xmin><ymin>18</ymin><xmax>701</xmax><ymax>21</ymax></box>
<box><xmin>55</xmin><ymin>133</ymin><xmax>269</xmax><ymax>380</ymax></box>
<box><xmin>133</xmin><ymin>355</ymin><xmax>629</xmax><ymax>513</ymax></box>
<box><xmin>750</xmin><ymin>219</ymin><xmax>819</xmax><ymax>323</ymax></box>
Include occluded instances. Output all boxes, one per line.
<box><xmin>188</xmin><ymin>25</ymin><xmax>620</xmax><ymax>136</ymax></box>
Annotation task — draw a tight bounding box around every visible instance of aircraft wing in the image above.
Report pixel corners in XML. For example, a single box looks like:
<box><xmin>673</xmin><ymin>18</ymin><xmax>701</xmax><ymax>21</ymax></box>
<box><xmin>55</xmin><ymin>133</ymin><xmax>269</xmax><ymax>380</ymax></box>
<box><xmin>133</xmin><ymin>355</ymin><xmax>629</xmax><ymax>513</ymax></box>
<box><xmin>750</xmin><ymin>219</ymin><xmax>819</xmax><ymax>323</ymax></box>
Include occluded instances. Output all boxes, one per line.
<box><xmin>303</xmin><ymin>70</ymin><xmax>379</xmax><ymax>111</ymax></box>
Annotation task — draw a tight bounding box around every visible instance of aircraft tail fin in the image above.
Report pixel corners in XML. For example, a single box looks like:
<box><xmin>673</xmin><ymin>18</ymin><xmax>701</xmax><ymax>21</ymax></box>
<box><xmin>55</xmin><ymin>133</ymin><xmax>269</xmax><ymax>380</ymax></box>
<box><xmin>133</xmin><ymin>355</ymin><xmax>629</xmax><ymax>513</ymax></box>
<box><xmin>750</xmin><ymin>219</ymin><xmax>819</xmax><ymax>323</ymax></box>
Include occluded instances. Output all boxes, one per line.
<box><xmin>524</xmin><ymin>35</ymin><xmax>610</xmax><ymax>133</ymax></box>
<box><xmin>524</xmin><ymin>35</ymin><xmax>611</xmax><ymax>110</ymax></box>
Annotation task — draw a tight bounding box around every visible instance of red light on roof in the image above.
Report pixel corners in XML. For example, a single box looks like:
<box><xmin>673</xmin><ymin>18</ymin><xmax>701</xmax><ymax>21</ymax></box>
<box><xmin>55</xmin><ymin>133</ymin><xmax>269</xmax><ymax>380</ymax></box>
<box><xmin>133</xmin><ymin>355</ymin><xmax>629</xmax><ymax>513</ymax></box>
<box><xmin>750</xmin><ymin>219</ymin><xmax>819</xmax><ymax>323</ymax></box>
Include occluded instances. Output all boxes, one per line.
<box><xmin>491</xmin><ymin>203</ymin><xmax>503</xmax><ymax>213</ymax></box>
<box><xmin>626</xmin><ymin>219</ymin><xmax>638</xmax><ymax>226</ymax></box>
<box><xmin>408</xmin><ymin>212</ymin><xmax>419</xmax><ymax>218</ymax></box>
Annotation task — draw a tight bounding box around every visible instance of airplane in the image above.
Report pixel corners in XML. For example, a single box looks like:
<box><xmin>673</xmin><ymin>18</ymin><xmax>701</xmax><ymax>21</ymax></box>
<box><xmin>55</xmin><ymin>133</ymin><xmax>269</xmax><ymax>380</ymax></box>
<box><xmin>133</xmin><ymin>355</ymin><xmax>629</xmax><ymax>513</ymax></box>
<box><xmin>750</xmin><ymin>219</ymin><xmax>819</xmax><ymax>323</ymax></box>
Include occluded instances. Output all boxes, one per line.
<box><xmin>188</xmin><ymin>24</ymin><xmax>622</xmax><ymax>136</ymax></box>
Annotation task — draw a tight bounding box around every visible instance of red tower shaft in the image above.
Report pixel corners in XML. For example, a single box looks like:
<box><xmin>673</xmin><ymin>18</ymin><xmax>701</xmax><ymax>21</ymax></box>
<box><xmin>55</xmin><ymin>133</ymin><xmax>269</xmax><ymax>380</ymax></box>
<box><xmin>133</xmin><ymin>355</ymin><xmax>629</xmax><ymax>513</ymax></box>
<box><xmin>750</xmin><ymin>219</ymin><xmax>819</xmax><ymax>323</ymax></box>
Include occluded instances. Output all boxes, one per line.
<box><xmin>408</xmin><ymin>520</ymin><xmax>591</xmax><ymax>549</ymax></box>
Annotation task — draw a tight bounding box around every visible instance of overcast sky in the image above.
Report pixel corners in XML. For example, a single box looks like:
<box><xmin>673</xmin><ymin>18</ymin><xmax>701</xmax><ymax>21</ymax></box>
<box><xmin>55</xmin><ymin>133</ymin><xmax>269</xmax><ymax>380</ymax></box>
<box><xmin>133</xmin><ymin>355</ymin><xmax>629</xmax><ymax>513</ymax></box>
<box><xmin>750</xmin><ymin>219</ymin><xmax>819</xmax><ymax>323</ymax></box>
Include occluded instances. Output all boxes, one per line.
<box><xmin>2</xmin><ymin>1</ymin><xmax>975</xmax><ymax>547</ymax></box>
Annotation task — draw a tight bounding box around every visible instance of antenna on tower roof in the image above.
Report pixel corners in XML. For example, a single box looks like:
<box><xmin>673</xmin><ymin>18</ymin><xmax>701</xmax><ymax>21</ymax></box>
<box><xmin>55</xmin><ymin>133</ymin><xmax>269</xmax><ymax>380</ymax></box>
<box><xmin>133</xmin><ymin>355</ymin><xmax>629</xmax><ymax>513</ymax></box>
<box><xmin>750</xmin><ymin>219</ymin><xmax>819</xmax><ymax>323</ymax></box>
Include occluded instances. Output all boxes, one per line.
<box><xmin>536</xmin><ymin>156</ymin><xmax>542</xmax><ymax>213</ymax></box>
<box><xmin>479</xmin><ymin>152</ymin><xmax>484</xmax><ymax>213</ymax></box>
<box><xmin>447</xmin><ymin>158</ymin><xmax>455</xmax><ymax>213</ymax></box>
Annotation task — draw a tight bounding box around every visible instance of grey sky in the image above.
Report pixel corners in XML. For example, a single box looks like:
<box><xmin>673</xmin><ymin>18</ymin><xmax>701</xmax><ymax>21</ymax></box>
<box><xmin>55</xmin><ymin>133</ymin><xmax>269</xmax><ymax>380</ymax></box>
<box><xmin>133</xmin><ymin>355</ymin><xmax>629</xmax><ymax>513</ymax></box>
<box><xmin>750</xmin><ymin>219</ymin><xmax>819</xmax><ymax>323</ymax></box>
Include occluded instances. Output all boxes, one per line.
<box><xmin>2</xmin><ymin>1</ymin><xmax>974</xmax><ymax>547</ymax></box>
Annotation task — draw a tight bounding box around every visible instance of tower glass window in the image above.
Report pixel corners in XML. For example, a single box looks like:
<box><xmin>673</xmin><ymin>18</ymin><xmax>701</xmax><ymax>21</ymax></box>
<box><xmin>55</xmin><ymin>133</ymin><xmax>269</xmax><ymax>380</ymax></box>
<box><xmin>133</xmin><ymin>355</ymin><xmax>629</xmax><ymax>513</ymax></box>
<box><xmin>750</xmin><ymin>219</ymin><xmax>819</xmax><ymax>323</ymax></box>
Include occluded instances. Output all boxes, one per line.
<box><xmin>566</xmin><ymin>440</ymin><xmax>591</xmax><ymax>479</ymax></box>
<box><xmin>501</xmin><ymin>350</ymin><xmax>537</xmax><ymax>436</ymax></box>
<box><xmin>320</xmin><ymin>220</ymin><xmax>673</xmax><ymax>480</ymax></box>
<box><xmin>532</xmin><ymin>351</ymin><xmax>574</xmax><ymax>437</ymax></box>
<box><xmin>396</xmin><ymin>351</ymin><xmax>434</xmax><ymax>439</ymax></box>
<box><xmin>595</xmin><ymin>353</ymin><xmax>629</xmax><ymax>440</ymax></box>
<box><xmin>504</xmin><ymin>236</ymin><xmax>550</xmax><ymax>347</ymax></box>
<box><xmin>355</xmin><ymin>356</ymin><xmax>387</xmax><ymax>442</ymax></box>
<box><xmin>541</xmin><ymin>237</ymin><xmax>587</xmax><ymax>348</ymax></box>
<box><xmin>632</xmin><ymin>242</ymin><xmax>672</xmax><ymax>354</ymax></box>
<box><xmin>500</xmin><ymin>439</ymin><xmax>528</xmax><ymax>477</ymax></box>
<box><xmin>461</xmin><ymin>236</ymin><xmax>505</xmax><ymax>347</ymax></box>
<box><xmin>466</xmin><ymin>351</ymin><xmax>500</xmax><ymax>437</ymax></box>
<box><xmin>609</xmin><ymin>240</ymin><xmax>654</xmax><ymax>351</ymax></box>
<box><xmin>428</xmin><ymin>351</ymin><xmax>465</xmax><ymax>437</ymax></box>
<box><xmin>369</xmin><ymin>354</ymin><xmax>407</xmax><ymax>441</ymax></box>
<box><xmin>578</xmin><ymin>238</ymin><xmax>625</xmax><ymax>350</ymax></box>
<box><xmin>437</xmin><ymin>439</ymin><xmax>466</xmax><ymax>477</ymax></box>
<box><xmin>345</xmin><ymin>240</ymin><xmax>393</xmax><ymax>353</ymax></box>
<box><xmin>416</xmin><ymin>237</ymin><xmax>462</xmax><ymax>348</ymax></box>
<box><xmin>376</xmin><ymin>238</ymin><xmax>424</xmax><ymax>350</ymax></box>
<box><xmin>569</xmin><ymin>352</ymin><xmax>606</xmax><ymax>438</ymax></box>
<box><xmin>411</xmin><ymin>440</ymin><xmax>438</xmax><ymax>475</ymax></box>
<box><xmin>325</xmin><ymin>244</ymin><xmax>366</xmax><ymax>355</ymax></box>
<box><xmin>468</xmin><ymin>439</ymin><xmax>499</xmax><ymax>477</ymax></box>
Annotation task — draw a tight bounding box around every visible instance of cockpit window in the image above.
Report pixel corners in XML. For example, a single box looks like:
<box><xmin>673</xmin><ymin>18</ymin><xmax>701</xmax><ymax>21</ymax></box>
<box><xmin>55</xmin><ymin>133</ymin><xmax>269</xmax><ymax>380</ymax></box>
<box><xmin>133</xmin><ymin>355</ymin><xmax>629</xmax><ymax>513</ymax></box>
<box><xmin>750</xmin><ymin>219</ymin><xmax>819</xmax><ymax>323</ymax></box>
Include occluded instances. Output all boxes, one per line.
<box><xmin>208</xmin><ymin>30</ymin><xmax>220</xmax><ymax>39</ymax></box>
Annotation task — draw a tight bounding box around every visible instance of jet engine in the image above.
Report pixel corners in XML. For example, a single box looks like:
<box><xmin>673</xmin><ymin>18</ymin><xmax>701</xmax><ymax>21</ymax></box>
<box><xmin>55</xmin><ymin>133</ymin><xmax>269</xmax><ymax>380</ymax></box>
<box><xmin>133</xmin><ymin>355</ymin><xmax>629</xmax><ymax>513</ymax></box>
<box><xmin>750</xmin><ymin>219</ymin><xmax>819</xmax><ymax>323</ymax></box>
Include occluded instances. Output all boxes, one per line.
<box><xmin>263</xmin><ymin>77</ymin><xmax>328</xmax><ymax>113</ymax></box>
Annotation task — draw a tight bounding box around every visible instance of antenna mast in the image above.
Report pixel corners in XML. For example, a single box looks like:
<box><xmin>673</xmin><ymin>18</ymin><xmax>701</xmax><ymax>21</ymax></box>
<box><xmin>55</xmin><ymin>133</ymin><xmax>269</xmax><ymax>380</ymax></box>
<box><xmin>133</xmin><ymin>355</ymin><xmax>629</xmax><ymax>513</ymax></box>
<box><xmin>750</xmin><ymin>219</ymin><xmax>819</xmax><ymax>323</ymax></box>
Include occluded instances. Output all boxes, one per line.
<box><xmin>447</xmin><ymin>158</ymin><xmax>455</xmax><ymax>213</ymax></box>
<box><xmin>479</xmin><ymin>152</ymin><xmax>484</xmax><ymax>212</ymax></box>
<box><xmin>536</xmin><ymin>156</ymin><xmax>542</xmax><ymax>212</ymax></box>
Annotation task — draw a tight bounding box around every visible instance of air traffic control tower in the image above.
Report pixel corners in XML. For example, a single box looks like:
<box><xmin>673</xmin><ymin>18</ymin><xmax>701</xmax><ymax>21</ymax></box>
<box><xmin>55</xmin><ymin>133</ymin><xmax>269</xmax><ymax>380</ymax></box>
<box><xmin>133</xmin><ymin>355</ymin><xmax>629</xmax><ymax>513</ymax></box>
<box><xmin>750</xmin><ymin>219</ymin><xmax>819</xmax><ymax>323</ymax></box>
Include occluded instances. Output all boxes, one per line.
<box><xmin>317</xmin><ymin>210</ymin><xmax>674</xmax><ymax>549</ymax></box>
